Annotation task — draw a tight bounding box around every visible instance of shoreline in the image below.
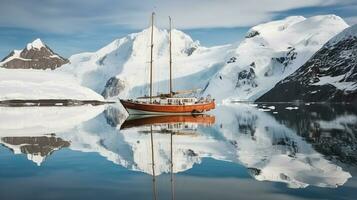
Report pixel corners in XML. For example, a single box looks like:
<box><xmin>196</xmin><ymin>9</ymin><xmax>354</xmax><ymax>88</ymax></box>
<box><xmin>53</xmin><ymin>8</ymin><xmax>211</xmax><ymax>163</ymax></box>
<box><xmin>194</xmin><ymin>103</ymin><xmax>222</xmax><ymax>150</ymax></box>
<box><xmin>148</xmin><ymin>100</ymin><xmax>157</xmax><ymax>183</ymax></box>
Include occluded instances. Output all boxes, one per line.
<box><xmin>0</xmin><ymin>99</ymin><xmax>116</xmax><ymax>107</ymax></box>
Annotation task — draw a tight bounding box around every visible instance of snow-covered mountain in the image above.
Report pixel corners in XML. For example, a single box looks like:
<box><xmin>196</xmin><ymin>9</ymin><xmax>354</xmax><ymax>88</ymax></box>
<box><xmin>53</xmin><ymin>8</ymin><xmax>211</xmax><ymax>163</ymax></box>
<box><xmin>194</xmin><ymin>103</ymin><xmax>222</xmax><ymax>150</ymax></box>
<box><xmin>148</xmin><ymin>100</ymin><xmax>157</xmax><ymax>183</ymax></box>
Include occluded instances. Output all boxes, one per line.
<box><xmin>257</xmin><ymin>24</ymin><xmax>357</xmax><ymax>102</ymax></box>
<box><xmin>203</xmin><ymin>15</ymin><xmax>349</xmax><ymax>101</ymax></box>
<box><xmin>59</xmin><ymin>27</ymin><xmax>229</xmax><ymax>99</ymax></box>
<box><xmin>0</xmin><ymin>39</ymin><xmax>104</xmax><ymax>102</ymax></box>
<box><xmin>58</xmin><ymin>15</ymin><xmax>348</xmax><ymax>102</ymax></box>
<box><xmin>0</xmin><ymin>15</ymin><xmax>350</xmax><ymax>102</ymax></box>
<box><xmin>0</xmin><ymin>39</ymin><xmax>68</xmax><ymax>70</ymax></box>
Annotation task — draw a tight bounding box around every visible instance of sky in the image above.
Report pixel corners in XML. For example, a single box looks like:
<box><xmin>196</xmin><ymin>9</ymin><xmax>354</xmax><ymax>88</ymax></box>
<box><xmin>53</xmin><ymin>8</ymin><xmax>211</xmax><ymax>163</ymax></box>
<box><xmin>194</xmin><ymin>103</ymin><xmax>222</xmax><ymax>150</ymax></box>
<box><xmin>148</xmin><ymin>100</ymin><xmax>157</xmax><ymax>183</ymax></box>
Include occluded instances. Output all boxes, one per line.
<box><xmin>0</xmin><ymin>0</ymin><xmax>356</xmax><ymax>58</ymax></box>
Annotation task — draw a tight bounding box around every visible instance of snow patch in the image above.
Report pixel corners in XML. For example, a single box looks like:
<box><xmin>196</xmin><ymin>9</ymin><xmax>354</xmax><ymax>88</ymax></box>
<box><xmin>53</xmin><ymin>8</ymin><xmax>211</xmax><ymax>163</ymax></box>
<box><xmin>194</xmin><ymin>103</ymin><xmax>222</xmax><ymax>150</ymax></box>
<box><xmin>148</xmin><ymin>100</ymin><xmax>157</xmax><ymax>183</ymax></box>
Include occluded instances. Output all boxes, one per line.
<box><xmin>313</xmin><ymin>75</ymin><xmax>357</xmax><ymax>91</ymax></box>
<box><xmin>26</xmin><ymin>38</ymin><xmax>45</xmax><ymax>50</ymax></box>
<box><xmin>285</xmin><ymin>106</ymin><xmax>299</xmax><ymax>110</ymax></box>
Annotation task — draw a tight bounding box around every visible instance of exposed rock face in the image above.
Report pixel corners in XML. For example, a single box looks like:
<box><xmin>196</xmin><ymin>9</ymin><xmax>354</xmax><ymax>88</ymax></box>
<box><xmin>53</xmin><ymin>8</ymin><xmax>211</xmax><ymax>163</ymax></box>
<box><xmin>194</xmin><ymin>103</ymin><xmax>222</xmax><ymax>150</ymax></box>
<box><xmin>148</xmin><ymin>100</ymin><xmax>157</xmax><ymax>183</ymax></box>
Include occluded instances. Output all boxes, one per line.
<box><xmin>245</xmin><ymin>30</ymin><xmax>260</xmax><ymax>38</ymax></box>
<box><xmin>265</xmin><ymin>47</ymin><xmax>298</xmax><ymax>76</ymax></box>
<box><xmin>101</xmin><ymin>77</ymin><xmax>126</xmax><ymax>98</ymax></box>
<box><xmin>236</xmin><ymin>67</ymin><xmax>257</xmax><ymax>88</ymax></box>
<box><xmin>257</xmin><ymin>25</ymin><xmax>357</xmax><ymax>103</ymax></box>
<box><xmin>0</xmin><ymin>39</ymin><xmax>69</xmax><ymax>70</ymax></box>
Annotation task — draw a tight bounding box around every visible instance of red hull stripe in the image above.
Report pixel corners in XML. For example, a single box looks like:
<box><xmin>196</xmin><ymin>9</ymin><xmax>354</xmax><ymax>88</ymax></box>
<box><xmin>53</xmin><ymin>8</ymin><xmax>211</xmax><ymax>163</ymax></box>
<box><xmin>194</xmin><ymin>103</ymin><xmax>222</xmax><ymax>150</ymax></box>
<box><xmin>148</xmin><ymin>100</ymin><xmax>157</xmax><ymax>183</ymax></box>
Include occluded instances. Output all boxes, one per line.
<box><xmin>120</xmin><ymin>100</ymin><xmax>215</xmax><ymax>113</ymax></box>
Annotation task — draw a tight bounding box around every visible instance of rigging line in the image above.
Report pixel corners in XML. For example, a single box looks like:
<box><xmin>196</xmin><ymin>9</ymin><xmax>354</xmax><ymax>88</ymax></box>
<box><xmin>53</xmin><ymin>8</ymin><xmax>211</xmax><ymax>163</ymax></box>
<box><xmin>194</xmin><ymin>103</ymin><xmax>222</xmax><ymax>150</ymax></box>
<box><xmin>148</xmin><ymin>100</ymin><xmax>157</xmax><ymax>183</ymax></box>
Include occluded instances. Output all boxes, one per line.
<box><xmin>149</xmin><ymin>12</ymin><xmax>155</xmax><ymax>103</ymax></box>
<box><xmin>169</xmin><ymin>16</ymin><xmax>173</xmax><ymax>96</ymax></box>
<box><xmin>144</xmin><ymin>14</ymin><xmax>152</xmax><ymax>97</ymax></box>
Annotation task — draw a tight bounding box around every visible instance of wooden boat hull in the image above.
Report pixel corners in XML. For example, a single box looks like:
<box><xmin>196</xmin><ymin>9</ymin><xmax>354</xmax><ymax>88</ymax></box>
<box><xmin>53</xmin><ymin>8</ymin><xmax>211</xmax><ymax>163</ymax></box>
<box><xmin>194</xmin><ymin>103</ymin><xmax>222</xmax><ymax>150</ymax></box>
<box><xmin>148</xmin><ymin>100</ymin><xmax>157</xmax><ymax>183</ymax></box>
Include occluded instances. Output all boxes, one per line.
<box><xmin>120</xmin><ymin>99</ymin><xmax>215</xmax><ymax>115</ymax></box>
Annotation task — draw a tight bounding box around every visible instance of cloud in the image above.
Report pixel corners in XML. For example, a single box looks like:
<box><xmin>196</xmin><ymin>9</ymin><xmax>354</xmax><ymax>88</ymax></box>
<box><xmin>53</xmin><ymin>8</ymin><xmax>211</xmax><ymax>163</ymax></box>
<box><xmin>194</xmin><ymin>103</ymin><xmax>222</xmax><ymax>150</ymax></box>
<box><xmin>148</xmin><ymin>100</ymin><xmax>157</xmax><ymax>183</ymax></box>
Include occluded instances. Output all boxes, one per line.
<box><xmin>0</xmin><ymin>0</ymin><xmax>354</xmax><ymax>33</ymax></box>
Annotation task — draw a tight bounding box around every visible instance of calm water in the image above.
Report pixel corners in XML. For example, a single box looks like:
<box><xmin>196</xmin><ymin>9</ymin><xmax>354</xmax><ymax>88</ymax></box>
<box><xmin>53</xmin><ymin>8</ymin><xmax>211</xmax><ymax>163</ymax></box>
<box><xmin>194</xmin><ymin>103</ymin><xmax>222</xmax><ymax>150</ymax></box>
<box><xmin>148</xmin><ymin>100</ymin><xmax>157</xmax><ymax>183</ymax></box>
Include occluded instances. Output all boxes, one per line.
<box><xmin>0</xmin><ymin>103</ymin><xmax>356</xmax><ymax>200</ymax></box>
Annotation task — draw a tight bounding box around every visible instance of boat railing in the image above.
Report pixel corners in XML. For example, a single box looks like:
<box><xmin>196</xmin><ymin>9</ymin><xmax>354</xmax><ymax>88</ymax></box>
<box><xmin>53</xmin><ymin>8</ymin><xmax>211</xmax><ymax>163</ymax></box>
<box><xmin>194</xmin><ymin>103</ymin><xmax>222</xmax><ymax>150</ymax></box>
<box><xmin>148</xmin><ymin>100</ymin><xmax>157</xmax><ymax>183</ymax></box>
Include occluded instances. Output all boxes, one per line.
<box><xmin>125</xmin><ymin>94</ymin><xmax>214</xmax><ymax>105</ymax></box>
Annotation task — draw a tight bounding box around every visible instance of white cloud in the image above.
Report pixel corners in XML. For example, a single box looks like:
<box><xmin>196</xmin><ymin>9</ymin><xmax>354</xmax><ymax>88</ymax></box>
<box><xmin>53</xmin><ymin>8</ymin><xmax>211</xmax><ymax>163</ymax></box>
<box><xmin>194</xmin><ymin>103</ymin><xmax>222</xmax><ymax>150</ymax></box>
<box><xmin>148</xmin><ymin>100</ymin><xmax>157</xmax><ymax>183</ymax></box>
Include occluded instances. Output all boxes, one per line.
<box><xmin>0</xmin><ymin>0</ymin><xmax>352</xmax><ymax>32</ymax></box>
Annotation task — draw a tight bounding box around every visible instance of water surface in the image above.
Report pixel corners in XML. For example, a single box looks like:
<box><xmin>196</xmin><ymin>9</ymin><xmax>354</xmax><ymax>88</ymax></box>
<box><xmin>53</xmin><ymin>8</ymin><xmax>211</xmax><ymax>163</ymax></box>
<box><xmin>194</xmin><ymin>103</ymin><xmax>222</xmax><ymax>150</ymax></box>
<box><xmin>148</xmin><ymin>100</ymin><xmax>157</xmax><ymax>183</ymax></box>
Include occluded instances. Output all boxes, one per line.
<box><xmin>0</xmin><ymin>103</ymin><xmax>356</xmax><ymax>200</ymax></box>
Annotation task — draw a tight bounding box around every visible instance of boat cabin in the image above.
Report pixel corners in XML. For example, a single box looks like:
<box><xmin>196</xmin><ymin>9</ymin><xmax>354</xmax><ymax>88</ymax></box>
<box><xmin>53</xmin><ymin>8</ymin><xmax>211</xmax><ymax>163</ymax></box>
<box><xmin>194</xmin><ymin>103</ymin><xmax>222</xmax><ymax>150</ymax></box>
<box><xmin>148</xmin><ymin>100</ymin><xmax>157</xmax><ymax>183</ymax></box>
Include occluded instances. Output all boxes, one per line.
<box><xmin>165</xmin><ymin>97</ymin><xmax>198</xmax><ymax>105</ymax></box>
<box><xmin>132</xmin><ymin>97</ymin><xmax>199</xmax><ymax>105</ymax></box>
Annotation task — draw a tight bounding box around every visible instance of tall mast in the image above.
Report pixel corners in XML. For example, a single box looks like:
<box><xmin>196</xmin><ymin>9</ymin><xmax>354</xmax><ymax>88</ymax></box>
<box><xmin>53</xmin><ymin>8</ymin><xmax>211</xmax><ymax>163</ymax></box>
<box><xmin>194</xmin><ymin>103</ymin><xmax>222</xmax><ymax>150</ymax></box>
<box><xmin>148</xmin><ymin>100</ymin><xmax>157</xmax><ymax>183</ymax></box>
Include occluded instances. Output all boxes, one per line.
<box><xmin>150</xmin><ymin>12</ymin><xmax>155</xmax><ymax>103</ymax></box>
<box><xmin>169</xmin><ymin>16</ymin><xmax>173</xmax><ymax>97</ymax></box>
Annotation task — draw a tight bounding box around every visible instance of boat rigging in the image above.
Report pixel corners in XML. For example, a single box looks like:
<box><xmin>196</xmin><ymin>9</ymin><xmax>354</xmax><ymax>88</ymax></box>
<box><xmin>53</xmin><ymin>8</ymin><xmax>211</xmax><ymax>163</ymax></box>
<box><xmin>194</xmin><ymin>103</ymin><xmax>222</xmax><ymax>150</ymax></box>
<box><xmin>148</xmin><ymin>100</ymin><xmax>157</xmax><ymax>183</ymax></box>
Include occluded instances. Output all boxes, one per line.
<box><xmin>120</xmin><ymin>13</ymin><xmax>215</xmax><ymax>114</ymax></box>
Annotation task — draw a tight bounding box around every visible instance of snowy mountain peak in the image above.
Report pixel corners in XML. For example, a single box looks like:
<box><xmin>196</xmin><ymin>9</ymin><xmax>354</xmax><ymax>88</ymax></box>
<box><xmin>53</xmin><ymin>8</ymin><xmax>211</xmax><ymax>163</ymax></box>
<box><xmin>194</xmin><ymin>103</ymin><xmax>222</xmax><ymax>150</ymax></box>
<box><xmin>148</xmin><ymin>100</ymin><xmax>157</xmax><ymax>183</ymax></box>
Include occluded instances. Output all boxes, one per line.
<box><xmin>309</xmin><ymin>14</ymin><xmax>346</xmax><ymax>23</ymax></box>
<box><xmin>244</xmin><ymin>15</ymin><xmax>348</xmax><ymax>50</ymax></box>
<box><xmin>203</xmin><ymin>15</ymin><xmax>349</xmax><ymax>102</ymax></box>
<box><xmin>26</xmin><ymin>38</ymin><xmax>45</xmax><ymax>50</ymax></box>
<box><xmin>0</xmin><ymin>38</ymin><xmax>69</xmax><ymax>70</ymax></box>
<box><xmin>60</xmin><ymin>26</ymin><xmax>203</xmax><ymax>97</ymax></box>
<box><xmin>247</xmin><ymin>16</ymin><xmax>306</xmax><ymax>35</ymax></box>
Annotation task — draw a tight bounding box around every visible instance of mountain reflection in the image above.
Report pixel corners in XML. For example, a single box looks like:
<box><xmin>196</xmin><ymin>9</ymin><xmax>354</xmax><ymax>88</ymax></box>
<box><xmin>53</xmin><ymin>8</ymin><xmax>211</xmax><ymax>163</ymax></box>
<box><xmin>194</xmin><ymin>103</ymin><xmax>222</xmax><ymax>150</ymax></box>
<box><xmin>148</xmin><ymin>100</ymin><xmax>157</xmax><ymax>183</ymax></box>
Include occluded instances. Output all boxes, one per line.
<box><xmin>0</xmin><ymin>103</ymin><xmax>356</xmax><ymax>189</ymax></box>
<box><xmin>262</xmin><ymin>103</ymin><xmax>357</xmax><ymax>165</ymax></box>
<box><xmin>1</xmin><ymin>136</ymin><xmax>70</xmax><ymax>166</ymax></box>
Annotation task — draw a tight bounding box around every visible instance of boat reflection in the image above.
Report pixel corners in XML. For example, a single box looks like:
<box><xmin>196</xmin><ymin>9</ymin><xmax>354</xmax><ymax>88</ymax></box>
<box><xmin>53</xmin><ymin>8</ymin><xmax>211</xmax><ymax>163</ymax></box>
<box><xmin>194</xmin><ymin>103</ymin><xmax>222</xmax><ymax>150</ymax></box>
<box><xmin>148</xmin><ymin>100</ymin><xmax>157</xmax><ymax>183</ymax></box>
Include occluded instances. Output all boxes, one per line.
<box><xmin>120</xmin><ymin>114</ymin><xmax>215</xmax><ymax>134</ymax></box>
<box><xmin>120</xmin><ymin>114</ymin><xmax>216</xmax><ymax>200</ymax></box>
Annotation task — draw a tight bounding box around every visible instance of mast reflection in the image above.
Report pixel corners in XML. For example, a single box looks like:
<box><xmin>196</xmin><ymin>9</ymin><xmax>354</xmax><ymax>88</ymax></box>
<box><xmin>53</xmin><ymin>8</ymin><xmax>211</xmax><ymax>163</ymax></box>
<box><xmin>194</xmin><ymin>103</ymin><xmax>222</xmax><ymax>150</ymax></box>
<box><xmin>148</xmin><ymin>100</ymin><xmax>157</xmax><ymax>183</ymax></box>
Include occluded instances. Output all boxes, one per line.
<box><xmin>121</xmin><ymin>114</ymin><xmax>216</xmax><ymax>200</ymax></box>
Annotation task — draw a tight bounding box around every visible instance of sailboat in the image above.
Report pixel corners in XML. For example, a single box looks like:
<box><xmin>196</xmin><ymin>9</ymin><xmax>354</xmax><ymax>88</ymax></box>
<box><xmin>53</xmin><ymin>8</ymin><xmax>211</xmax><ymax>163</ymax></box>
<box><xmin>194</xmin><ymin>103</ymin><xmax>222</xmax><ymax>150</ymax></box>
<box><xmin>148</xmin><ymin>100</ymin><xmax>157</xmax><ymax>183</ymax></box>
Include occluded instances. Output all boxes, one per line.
<box><xmin>120</xmin><ymin>13</ymin><xmax>215</xmax><ymax>115</ymax></box>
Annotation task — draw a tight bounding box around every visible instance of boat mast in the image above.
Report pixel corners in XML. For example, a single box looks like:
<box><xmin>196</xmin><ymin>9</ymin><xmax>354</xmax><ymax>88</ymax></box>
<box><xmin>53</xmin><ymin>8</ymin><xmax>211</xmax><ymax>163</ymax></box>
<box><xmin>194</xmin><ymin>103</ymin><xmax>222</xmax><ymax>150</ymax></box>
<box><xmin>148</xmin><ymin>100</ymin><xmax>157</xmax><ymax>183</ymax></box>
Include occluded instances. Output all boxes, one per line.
<box><xmin>150</xmin><ymin>12</ymin><xmax>155</xmax><ymax>103</ymax></box>
<box><xmin>169</xmin><ymin>16</ymin><xmax>173</xmax><ymax>97</ymax></box>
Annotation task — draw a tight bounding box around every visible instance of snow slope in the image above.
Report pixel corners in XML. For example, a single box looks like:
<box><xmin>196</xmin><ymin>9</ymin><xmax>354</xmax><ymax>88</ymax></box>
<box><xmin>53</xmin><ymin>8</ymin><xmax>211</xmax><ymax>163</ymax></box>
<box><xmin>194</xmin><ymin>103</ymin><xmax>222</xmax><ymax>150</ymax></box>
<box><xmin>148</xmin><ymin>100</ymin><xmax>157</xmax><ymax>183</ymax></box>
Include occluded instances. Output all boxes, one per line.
<box><xmin>26</xmin><ymin>38</ymin><xmax>46</xmax><ymax>50</ymax></box>
<box><xmin>203</xmin><ymin>15</ymin><xmax>349</xmax><ymax>101</ymax></box>
<box><xmin>0</xmin><ymin>68</ymin><xmax>104</xmax><ymax>101</ymax></box>
<box><xmin>58</xmin><ymin>27</ymin><xmax>231</xmax><ymax>99</ymax></box>
<box><xmin>257</xmin><ymin>24</ymin><xmax>357</xmax><ymax>102</ymax></box>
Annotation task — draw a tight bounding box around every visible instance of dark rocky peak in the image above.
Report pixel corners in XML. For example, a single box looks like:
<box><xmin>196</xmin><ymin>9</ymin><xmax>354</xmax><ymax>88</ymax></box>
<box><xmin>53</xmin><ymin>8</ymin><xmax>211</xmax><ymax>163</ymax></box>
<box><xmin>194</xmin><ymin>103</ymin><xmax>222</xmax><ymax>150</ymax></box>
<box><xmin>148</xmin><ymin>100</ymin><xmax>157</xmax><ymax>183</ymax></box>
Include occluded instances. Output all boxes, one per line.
<box><xmin>0</xmin><ymin>38</ymin><xmax>69</xmax><ymax>70</ymax></box>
